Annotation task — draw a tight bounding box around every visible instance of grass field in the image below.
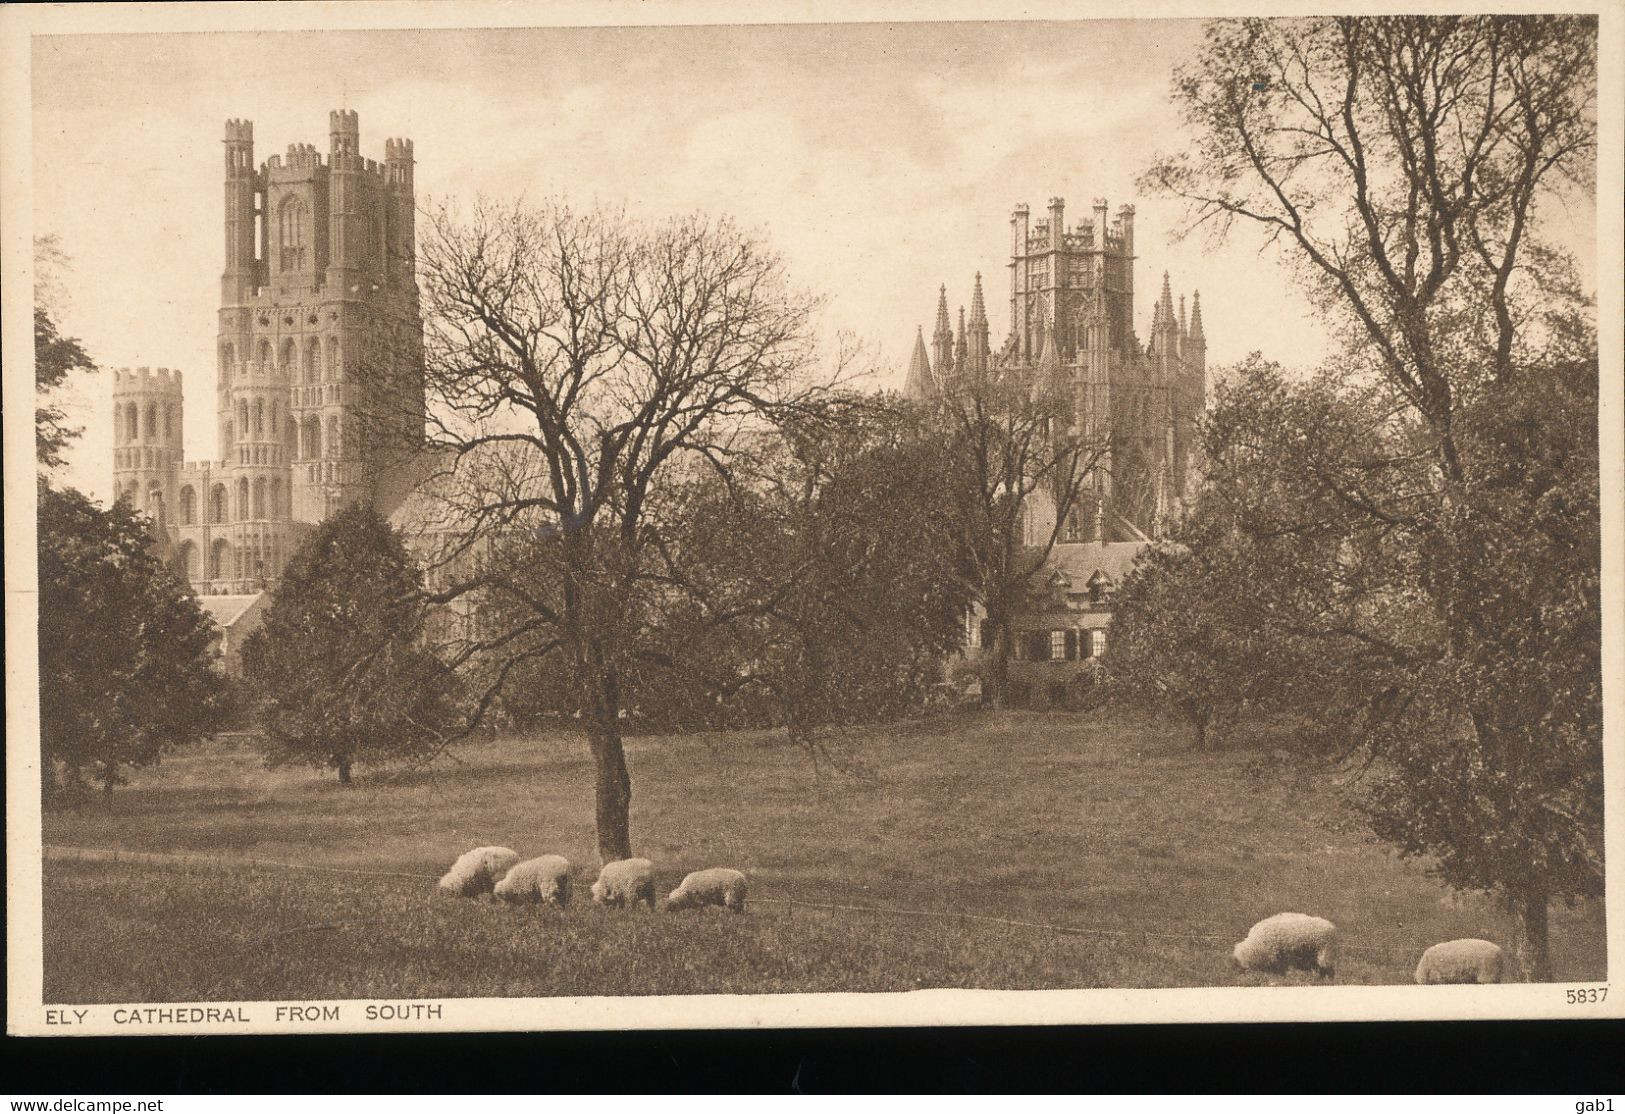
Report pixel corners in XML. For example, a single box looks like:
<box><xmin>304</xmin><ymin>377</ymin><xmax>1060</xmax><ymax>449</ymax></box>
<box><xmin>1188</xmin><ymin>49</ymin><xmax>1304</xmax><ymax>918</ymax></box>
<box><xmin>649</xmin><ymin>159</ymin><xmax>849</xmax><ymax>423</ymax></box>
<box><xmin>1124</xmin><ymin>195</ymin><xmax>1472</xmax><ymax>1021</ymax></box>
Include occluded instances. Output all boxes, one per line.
<box><xmin>40</xmin><ymin>710</ymin><xmax>1605</xmax><ymax>1001</ymax></box>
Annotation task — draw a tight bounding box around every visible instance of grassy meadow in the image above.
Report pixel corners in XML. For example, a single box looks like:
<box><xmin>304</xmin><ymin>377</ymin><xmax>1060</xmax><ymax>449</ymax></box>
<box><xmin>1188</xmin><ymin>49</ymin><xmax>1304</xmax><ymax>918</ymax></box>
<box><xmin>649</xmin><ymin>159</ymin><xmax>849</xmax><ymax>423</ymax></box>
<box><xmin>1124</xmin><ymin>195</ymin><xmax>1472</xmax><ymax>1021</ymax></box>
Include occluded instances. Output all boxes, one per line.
<box><xmin>40</xmin><ymin>710</ymin><xmax>1605</xmax><ymax>1001</ymax></box>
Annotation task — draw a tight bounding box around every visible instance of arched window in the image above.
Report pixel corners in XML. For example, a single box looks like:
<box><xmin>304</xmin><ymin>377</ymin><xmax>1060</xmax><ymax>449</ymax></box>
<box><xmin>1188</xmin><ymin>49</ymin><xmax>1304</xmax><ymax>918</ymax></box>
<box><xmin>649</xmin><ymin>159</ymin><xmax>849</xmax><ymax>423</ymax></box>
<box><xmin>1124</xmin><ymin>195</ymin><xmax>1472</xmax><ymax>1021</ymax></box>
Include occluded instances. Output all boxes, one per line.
<box><xmin>162</xmin><ymin>405</ymin><xmax>173</xmax><ymax>440</ymax></box>
<box><xmin>179</xmin><ymin>486</ymin><xmax>196</xmax><ymax>525</ymax></box>
<box><xmin>326</xmin><ymin>415</ymin><xmax>341</xmax><ymax>459</ymax></box>
<box><xmin>287</xmin><ymin>416</ymin><xmax>297</xmax><ymax>453</ymax></box>
<box><xmin>252</xmin><ymin>477</ymin><xmax>267</xmax><ymax>519</ymax></box>
<box><xmin>210</xmin><ymin>483</ymin><xmax>228</xmax><ymax>524</ymax></box>
<box><xmin>177</xmin><ymin>541</ymin><xmax>198</xmax><ymax>582</ymax></box>
<box><xmin>270</xmin><ymin>477</ymin><xmax>283</xmax><ymax>518</ymax></box>
<box><xmin>253</xmin><ymin>398</ymin><xmax>265</xmax><ymax>438</ymax></box>
<box><xmin>279</xmin><ymin>196</ymin><xmax>308</xmax><ymax>271</ymax></box>
<box><xmin>236</xmin><ymin>477</ymin><xmax>250</xmax><ymax>521</ymax></box>
<box><xmin>303</xmin><ymin>337</ymin><xmax>320</xmax><ymax>384</ymax></box>
<box><xmin>326</xmin><ymin>337</ymin><xmax>340</xmax><ymax>382</ymax></box>
<box><xmin>305</xmin><ymin>415</ymin><xmax>323</xmax><ymax>461</ymax></box>
<box><xmin>144</xmin><ymin>403</ymin><xmax>158</xmax><ymax>440</ymax></box>
<box><xmin>148</xmin><ymin>486</ymin><xmax>166</xmax><ymax>527</ymax></box>
<box><xmin>238</xmin><ymin>398</ymin><xmax>250</xmax><ymax>435</ymax></box>
<box><xmin>258</xmin><ymin>340</ymin><xmax>272</xmax><ymax>371</ymax></box>
<box><xmin>210</xmin><ymin>538</ymin><xmax>231</xmax><ymax>581</ymax></box>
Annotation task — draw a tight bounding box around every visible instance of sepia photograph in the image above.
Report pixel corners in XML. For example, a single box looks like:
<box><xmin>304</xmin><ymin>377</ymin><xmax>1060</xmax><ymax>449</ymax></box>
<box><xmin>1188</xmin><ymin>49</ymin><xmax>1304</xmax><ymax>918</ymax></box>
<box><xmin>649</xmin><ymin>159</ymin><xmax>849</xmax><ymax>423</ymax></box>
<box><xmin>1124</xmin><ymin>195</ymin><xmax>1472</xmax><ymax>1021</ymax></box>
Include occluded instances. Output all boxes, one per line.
<box><xmin>4</xmin><ymin>0</ymin><xmax>1621</xmax><ymax>1036</ymax></box>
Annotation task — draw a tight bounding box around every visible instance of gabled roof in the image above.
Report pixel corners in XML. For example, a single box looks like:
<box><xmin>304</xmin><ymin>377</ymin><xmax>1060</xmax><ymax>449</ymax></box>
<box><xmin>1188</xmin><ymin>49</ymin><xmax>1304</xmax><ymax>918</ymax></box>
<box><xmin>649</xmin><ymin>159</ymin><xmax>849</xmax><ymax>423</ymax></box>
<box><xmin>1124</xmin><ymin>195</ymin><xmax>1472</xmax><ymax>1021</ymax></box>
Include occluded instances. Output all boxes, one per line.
<box><xmin>1044</xmin><ymin>540</ymin><xmax>1146</xmax><ymax>588</ymax></box>
<box><xmin>197</xmin><ymin>593</ymin><xmax>265</xmax><ymax>630</ymax></box>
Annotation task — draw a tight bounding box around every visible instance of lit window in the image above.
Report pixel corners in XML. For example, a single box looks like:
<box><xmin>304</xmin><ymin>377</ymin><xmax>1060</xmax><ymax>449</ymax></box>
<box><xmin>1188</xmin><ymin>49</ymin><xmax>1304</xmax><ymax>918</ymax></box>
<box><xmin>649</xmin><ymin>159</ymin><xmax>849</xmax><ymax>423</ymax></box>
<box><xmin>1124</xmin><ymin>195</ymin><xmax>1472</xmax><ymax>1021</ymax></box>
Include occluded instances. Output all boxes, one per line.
<box><xmin>1091</xmin><ymin>630</ymin><xmax>1107</xmax><ymax>657</ymax></box>
<box><xmin>1050</xmin><ymin>631</ymin><xmax>1066</xmax><ymax>661</ymax></box>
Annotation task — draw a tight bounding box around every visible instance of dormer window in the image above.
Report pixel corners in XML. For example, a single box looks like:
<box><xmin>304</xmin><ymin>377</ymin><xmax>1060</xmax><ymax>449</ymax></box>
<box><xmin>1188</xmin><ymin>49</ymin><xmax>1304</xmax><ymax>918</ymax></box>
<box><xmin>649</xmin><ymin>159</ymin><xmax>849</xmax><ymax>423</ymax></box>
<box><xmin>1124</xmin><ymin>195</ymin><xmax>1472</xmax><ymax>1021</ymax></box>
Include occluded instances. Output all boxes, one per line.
<box><xmin>1087</xmin><ymin>569</ymin><xmax>1113</xmax><ymax>604</ymax></box>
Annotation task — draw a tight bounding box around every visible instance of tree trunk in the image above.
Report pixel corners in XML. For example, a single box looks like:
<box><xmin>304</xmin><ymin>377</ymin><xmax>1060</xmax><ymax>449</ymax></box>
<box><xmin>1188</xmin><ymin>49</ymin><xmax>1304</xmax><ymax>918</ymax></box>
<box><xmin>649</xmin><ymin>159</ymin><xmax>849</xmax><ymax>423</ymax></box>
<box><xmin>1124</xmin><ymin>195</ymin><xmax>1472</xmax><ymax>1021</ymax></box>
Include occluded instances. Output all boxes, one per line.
<box><xmin>583</xmin><ymin>657</ymin><xmax>633</xmax><ymax>865</ymax></box>
<box><xmin>984</xmin><ymin>615</ymin><xmax>1013</xmax><ymax>709</ymax></box>
<box><xmin>1513</xmin><ymin>884</ymin><xmax>1552</xmax><ymax>982</ymax></box>
<box><xmin>336</xmin><ymin>757</ymin><xmax>353</xmax><ymax>785</ymax></box>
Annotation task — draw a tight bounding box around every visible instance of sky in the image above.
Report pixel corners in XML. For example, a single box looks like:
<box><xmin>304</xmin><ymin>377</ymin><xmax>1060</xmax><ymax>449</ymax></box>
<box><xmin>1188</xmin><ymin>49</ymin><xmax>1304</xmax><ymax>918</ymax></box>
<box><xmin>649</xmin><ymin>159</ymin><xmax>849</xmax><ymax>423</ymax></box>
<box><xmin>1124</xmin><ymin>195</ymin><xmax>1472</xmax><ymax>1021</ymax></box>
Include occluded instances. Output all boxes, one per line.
<box><xmin>29</xmin><ymin>18</ymin><xmax>1598</xmax><ymax>504</ymax></box>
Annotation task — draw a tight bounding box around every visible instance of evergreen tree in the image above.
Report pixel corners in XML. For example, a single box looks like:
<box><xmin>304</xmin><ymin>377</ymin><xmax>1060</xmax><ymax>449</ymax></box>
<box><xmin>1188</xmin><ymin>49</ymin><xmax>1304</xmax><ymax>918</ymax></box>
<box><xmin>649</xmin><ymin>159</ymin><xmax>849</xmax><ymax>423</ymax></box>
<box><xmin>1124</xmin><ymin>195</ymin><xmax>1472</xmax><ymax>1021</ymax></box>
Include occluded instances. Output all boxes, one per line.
<box><xmin>38</xmin><ymin>482</ymin><xmax>226</xmax><ymax>803</ymax></box>
<box><xmin>243</xmin><ymin>503</ymin><xmax>459</xmax><ymax>783</ymax></box>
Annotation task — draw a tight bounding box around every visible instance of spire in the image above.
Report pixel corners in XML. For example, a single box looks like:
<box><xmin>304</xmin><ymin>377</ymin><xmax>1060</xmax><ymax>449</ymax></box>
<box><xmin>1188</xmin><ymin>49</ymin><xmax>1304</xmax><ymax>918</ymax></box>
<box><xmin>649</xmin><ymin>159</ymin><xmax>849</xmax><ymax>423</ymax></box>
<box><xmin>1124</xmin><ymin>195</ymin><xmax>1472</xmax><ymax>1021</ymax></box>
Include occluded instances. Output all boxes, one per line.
<box><xmin>1188</xmin><ymin>291</ymin><xmax>1205</xmax><ymax>342</ymax></box>
<box><xmin>903</xmin><ymin>326</ymin><xmax>933</xmax><ymax>400</ymax></box>
<box><xmin>1036</xmin><ymin>323</ymin><xmax>1064</xmax><ymax>390</ymax></box>
<box><xmin>931</xmin><ymin>285</ymin><xmax>953</xmax><ymax>384</ymax></box>
<box><xmin>1159</xmin><ymin>271</ymin><xmax>1175</xmax><ymax>330</ymax></box>
<box><xmin>1178</xmin><ymin>294</ymin><xmax>1188</xmax><ymax>337</ymax></box>
<box><xmin>968</xmin><ymin>272</ymin><xmax>991</xmax><ymax>375</ymax></box>
<box><xmin>969</xmin><ymin>272</ymin><xmax>987</xmax><ymax>326</ymax></box>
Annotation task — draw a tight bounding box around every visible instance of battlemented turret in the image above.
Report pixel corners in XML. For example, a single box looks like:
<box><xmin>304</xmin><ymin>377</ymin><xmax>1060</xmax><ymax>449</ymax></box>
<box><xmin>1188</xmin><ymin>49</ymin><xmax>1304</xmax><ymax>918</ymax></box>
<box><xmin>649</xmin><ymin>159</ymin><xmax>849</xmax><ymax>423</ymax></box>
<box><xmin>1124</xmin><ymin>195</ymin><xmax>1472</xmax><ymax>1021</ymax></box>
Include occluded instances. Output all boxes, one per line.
<box><xmin>112</xmin><ymin>367</ymin><xmax>184</xmax><ymax>535</ymax></box>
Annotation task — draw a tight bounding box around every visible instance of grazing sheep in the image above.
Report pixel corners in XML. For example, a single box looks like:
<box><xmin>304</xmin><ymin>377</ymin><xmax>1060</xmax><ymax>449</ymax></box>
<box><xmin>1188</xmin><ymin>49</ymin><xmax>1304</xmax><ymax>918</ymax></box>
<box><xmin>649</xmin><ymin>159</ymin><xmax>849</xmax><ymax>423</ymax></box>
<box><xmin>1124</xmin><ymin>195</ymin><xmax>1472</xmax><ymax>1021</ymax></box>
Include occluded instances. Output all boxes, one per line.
<box><xmin>1232</xmin><ymin>913</ymin><xmax>1338</xmax><ymax>979</ymax></box>
<box><xmin>494</xmin><ymin>855</ymin><xmax>573</xmax><ymax>908</ymax></box>
<box><xmin>1414</xmin><ymin>938</ymin><xmax>1504</xmax><ymax>985</ymax></box>
<box><xmin>590</xmin><ymin>857</ymin><xmax>656</xmax><ymax>911</ymax></box>
<box><xmin>665</xmin><ymin>867</ymin><xmax>748</xmax><ymax>914</ymax></box>
<box><xmin>437</xmin><ymin>846</ymin><xmax>521</xmax><ymax>898</ymax></box>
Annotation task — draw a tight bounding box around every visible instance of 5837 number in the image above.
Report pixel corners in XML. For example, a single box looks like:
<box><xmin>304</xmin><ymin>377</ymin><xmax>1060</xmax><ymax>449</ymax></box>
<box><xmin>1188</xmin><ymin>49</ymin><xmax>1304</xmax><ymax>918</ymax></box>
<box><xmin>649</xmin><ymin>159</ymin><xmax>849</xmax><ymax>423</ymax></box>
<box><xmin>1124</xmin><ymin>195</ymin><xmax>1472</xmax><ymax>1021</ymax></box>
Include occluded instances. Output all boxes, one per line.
<box><xmin>1564</xmin><ymin>986</ymin><xmax>1607</xmax><ymax>1004</ymax></box>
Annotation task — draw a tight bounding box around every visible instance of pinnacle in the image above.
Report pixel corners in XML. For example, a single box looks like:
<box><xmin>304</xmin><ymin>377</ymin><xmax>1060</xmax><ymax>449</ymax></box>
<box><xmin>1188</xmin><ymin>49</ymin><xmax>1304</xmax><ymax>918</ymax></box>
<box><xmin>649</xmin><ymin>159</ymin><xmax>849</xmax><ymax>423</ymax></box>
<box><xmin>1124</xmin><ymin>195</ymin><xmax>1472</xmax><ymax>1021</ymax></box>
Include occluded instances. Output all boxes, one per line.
<box><xmin>934</xmin><ymin>286</ymin><xmax>952</xmax><ymax>337</ymax></box>
<box><xmin>1189</xmin><ymin>290</ymin><xmax>1205</xmax><ymax>340</ymax></box>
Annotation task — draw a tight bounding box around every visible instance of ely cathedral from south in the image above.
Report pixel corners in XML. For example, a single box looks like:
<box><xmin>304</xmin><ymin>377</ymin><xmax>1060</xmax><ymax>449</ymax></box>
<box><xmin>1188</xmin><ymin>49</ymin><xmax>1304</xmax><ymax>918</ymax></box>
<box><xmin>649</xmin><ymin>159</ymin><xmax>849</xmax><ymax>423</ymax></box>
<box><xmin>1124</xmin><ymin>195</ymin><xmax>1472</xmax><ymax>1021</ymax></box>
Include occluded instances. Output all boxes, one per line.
<box><xmin>111</xmin><ymin>111</ymin><xmax>425</xmax><ymax>598</ymax></box>
<box><xmin>904</xmin><ymin>197</ymin><xmax>1207</xmax><ymax>545</ymax></box>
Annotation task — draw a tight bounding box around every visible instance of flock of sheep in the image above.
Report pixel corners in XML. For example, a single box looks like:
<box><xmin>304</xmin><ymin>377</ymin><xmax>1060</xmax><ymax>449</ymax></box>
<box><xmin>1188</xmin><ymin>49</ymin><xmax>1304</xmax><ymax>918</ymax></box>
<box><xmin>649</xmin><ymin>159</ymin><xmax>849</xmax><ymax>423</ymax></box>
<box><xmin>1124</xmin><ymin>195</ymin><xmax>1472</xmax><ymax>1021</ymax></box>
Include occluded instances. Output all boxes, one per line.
<box><xmin>436</xmin><ymin>846</ymin><xmax>748</xmax><ymax>915</ymax></box>
<box><xmin>440</xmin><ymin>848</ymin><xmax>1506</xmax><ymax>984</ymax></box>
<box><xmin>1232</xmin><ymin>913</ymin><xmax>1509</xmax><ymax>984</ymax></box>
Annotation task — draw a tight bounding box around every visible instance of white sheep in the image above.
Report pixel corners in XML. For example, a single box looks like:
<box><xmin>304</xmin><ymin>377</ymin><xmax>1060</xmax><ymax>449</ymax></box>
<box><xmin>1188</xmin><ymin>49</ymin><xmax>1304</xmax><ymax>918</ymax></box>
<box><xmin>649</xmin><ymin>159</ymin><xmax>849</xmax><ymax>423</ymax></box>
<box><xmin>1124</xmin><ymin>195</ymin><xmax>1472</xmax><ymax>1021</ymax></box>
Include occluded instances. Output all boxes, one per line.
<box><xmin>437</xmin><ymin>845</ymin><xmax>521</xmax><ymax>898</ymax></box>
<box><xmin>665</xmin><ymin>867</ymin><xmax>748</xmax><ymax>914</ymax></box>
<box><xmin>1232</xmin><ymin>913</ymin><xmax>1337</xmax><ymax>979</ymax></box>
<box><xmin>1414</xmin><ymin>938</ymin><xmax>1504</xmax><ymax>985</ymax></box>
<box><xmin>493</xmin><ymin>855</ymin><xmax>573</xmax><ymax>908</ymax></box>
<box><xmin>590</xmin><ymin>857</ymin><xmax>656</xmax><ymax>911</ymax></box>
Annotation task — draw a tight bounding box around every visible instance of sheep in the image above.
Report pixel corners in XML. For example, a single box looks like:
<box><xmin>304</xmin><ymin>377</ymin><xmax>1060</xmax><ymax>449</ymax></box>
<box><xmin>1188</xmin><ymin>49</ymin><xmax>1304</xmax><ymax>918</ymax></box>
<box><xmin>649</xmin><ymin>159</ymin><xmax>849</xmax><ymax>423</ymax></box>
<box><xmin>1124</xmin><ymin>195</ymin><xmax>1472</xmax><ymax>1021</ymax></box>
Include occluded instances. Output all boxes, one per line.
<box><xmin>665</xmin><ymin>867</ymin><xmax>748</xmax><ymax>914</ymax></box>
<box><xmin>437</xmin><ymin>846</ymin><xmax>521</xmax><ymax>898</ymax></box>
<box><xmin>1231</xmin><ymin>913</ymin><xmax>1338</xmax><ymax>979</ymax></box>
<box><xmin>493</xmin><ymin>855</ymin><xmax>573</xmax><ymax>908</ymax></box>
<box><xmin>1414</xmin><ymin>938</ymin><xmax>1505</xmax><ymax>985</ymax></box>
<box><xmin>590</xmin><ymin>857</ymin><xmax>656</xmax><ymax>911</ymax></box>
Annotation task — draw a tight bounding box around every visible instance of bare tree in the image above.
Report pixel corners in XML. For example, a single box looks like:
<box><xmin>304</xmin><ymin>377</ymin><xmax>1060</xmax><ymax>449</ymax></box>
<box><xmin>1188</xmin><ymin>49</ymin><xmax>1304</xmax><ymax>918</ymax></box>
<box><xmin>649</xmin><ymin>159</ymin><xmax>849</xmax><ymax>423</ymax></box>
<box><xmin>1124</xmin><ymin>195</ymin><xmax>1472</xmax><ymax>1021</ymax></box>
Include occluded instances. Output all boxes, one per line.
<box><xmin>931</xmin><ymin>369</ymin><xmax>1112</xmax><ymax>708</ymax></box>
<box><xmin>395</xmin><ymin>199</ymin><xmax>830</xmax><ymax>862</ymax></box>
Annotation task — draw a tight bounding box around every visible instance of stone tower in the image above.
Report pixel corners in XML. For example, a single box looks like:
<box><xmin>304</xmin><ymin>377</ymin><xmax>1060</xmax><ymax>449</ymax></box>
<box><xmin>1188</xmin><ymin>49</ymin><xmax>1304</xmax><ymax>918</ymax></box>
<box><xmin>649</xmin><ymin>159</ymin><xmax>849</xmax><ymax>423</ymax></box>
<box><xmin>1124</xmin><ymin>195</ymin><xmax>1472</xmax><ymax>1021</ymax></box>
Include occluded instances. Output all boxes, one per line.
<box><xmin>111</xmin><ymin>366</ymin><xmax>184</xmax><ymax>533</ymax></box>
<box><xmin>115</xmin><ymin>111</ymin><xmax>424</xmax><ymax>595</ymax></box>
<box><xmin>910</xmin><ymin>195</ymin><xmax>1206</xmax><ymax>539</ymax></box>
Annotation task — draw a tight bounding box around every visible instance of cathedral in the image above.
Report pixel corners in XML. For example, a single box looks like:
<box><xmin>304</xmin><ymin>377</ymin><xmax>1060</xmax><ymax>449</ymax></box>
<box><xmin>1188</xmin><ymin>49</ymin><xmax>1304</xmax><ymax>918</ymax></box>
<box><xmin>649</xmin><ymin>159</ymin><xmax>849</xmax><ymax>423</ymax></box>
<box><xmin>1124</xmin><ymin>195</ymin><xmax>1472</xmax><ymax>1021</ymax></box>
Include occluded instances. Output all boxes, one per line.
<box><xmin>904</xmin><ymin>197</ymin><xmax>1206</xmax><ymax>543</ymax></box>
<box><xmin>905</xmin><ymin>197</ymin><xmax>1210</xmax><ymax>706</ymax></box>
<box><xmin>111</xmin><ymin>111</ymin><xmax>426</xmax><ymax>599</ymax></box>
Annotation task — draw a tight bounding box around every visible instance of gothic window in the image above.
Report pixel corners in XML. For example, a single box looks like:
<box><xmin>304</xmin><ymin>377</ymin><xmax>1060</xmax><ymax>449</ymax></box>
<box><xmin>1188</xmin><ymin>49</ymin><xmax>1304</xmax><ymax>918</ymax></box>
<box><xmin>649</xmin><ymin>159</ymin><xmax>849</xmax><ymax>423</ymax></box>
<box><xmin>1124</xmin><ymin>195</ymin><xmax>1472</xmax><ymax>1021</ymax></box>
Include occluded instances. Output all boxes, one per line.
<box><xmin>270</xmin><ymin>477</ymin><xmax>283</xmax><ymax>518</ymax></box>
<box><xmin>280</xmin><ymin>339</ymin><xmax>296</xmax><ymax>373</ymax></box>
<box><xmin>144</xmin><ymin>403</ymin><xmax>158</xmax><ymax>440</ymax></box>
<box><xmin>179</xmin><ymin>486</ymin><xmax>196</xmax><ymax>525</ymax></box>
<box><xmin>253</xmin><ymin>477</ymin><xmax>267</xmax><ymax>519</ymax></box>
<box><xmin>253</xmin><ymin>398</ymin><xmax>265</xmax><ymax>438</ymax></box>
<box><xmin>326</xmin><ymin>336</ymin><xmax>340</xmax><ymax>382</ymax></box>
<box><xmin>177</xmin><ymin>541</ymin><xmax>198</xmax><ymax>581</ymax></box>
<box><xmin>210</xmin><ymin>484</ymin><xmax>228</xmax><ymax>524</ymax></box>
<box><xmin>326</xmin><ymin>415</ymin><xmax>341</xmax><ymax>459</ymax></box>
<box><xmin>258</xmin><ymin>340</ymin><xmax>272</xmax><ymax>370</ymax></box>
<box><xmin>238</xmin><ymin>399</ymin><xmax>250</xmax><ymax>436</ymax></box>
<box><xmin>279</xmin><ymin>196</ymin><xmax>308</xmax><ymax>271</ymax></box>
<box><xmin>124</xmin><ymin>402</ymin><xmax>138</xmax><ymax>442</ymax></box>
<box><xmin>237</xmin><ymin>477</ymin><xmax>250</xmax><ymax>521</ymax></box>
<box><xmin>162</xmin><ymin>405</ymin><xmax>172</xmax><ymax>440</ymax></box>
<box><xmin>210</xmin><ymin>539</ymin><xmax>230</xmax><ymax>581</ymax></box>
<box><xmin>147</xmin><ymin>485</ymin><xmax>166</xmax><ymax>527</ymax></box>
<box><xmin>304</xmin><ymin>415</ymin><xmax>322</xmax><ymax>461</ymax></box>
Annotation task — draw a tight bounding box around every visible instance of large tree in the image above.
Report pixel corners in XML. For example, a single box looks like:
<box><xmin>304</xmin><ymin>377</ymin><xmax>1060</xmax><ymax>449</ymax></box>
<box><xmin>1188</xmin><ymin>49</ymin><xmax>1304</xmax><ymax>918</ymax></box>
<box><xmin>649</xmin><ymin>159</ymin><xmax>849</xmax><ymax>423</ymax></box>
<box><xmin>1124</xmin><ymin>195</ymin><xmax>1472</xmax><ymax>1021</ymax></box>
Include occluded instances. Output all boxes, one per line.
<box><xmin>392</xmin><ymin>200</ymin><xmax>834</xmax><ymax>862</ymax></box>
<box><xmin>930</xmin><ymin>368</ymin><xmax>1111</xmax><ymax>708</ymax></box>
<box><xmin>1142</xmin><ymin>16</ymin><xmax>1600</xmax><ymax>979</ymax></box>
<box><xmin>38</xmin><ymin>483</ymin><xmax>226</xmax><ymax>803</ymax></box>
<box><xmin>242</xmin><ymin>503</ymin><xmax>459</xmax><ymax>784</ymax></box>
<box><xmin>34</xmin><ymin>236</ymin><xmax>96</xmax><ymax>469</ymax></box>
